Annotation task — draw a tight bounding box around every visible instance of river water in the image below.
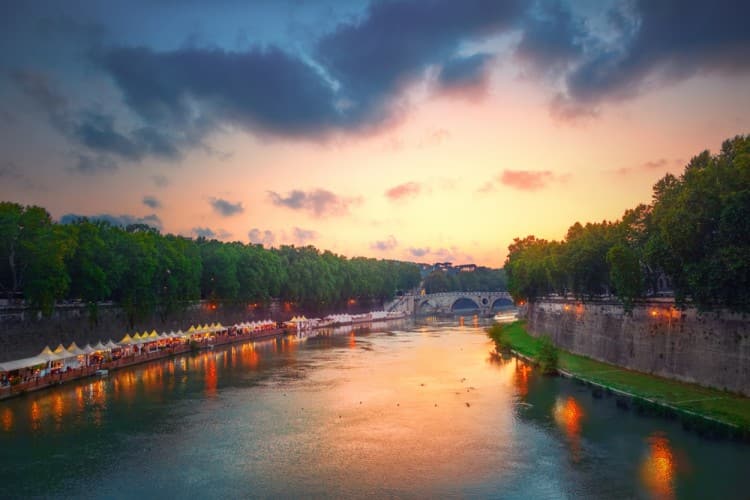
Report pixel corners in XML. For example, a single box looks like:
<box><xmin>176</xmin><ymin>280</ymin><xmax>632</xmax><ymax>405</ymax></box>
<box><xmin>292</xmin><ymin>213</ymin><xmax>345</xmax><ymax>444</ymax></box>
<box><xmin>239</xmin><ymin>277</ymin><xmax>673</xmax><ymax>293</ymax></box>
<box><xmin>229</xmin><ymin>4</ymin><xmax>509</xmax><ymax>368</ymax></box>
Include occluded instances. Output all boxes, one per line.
<box><xmin>1</xmin><ymin>319</ymin><xmax>748</xmax><ymax>498</ymax></box>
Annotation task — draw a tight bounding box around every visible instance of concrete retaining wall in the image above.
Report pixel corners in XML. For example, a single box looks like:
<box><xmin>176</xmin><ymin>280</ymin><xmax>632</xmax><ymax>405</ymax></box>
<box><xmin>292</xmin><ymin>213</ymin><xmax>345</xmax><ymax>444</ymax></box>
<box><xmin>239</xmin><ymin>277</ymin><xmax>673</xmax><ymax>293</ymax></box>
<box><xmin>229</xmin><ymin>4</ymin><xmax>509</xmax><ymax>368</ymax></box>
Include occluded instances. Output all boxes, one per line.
<box><xmin>525</xmin><ymin>299</ymin><xmax>750</xmax><ymax>396</ymax></box>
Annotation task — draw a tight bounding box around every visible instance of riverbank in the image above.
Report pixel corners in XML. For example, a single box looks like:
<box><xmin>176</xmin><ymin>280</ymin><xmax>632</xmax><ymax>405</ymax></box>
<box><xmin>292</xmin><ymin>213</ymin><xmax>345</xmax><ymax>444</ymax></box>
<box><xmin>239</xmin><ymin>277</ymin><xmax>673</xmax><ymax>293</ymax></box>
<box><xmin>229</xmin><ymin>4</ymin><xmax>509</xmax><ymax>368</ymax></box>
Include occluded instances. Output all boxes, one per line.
<box><xmin>0</xmin><ymin>327</ymin><xmax>285</xmax><ymax>401</ymax></box>
<box><xmin>488</xmin><ymin>321</ymin><xmax>750</xmax><ymax>438</ymax></box>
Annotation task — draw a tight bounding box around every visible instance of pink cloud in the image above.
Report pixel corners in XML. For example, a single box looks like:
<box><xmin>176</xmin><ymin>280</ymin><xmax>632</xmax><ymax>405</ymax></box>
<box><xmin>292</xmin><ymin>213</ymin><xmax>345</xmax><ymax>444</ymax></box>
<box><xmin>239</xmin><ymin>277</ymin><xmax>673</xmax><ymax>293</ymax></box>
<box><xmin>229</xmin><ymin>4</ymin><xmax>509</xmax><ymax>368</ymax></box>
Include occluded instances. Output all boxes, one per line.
<box><xmin>500</xmin><ymin>170</ymin><xmax>556</xmax><ymax>191</ymax></box>
<box><xmin>385</xmin><ymin>181</ymin><xmax>422</xmax><ymax>201</ymax></box>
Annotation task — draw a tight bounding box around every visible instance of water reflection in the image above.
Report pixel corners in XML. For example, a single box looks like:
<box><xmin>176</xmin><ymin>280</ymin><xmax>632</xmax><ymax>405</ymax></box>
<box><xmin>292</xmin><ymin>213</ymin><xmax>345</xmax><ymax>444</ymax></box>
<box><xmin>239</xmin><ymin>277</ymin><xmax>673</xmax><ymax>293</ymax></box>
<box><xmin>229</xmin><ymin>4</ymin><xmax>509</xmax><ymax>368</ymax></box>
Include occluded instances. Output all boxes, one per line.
<box><xmin>512</xmin><ymin>359</ymin><xmax>531</xmax><ymax>398</ymax></box>
<box><xmin>0</xmin><ymin>320</ymin><xmax>747</xmax><ymax>499</ymax></box>
<box><xmin>205</xmin><ymin>355</ymin><xmax>217</xmax><ymax>397</ymax></box>
<box><xmin>30</xmin><ymin>401</ymin><xmax>41</xmax><ymax>432</ymax></box>
<box><xmin>641</xmin><ymin>433</ymin><xmax>676</xmax><ymax>500</ymax></box>
<box><xmin>1</xmin><ymin>407</ymin><xmax>13</xmax><ymax>432</ymax></box>
<box><xmin>553</xmin><ymin>396</ymin><xmax>585</xmax><ymax>462</ymax></box>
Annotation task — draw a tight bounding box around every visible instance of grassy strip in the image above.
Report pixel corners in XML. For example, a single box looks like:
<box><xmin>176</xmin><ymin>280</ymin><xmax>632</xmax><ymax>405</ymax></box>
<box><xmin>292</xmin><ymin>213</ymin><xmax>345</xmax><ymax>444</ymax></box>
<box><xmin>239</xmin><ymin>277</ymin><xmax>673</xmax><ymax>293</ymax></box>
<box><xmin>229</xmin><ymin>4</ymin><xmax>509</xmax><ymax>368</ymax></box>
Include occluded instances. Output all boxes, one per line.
<box><xmin>488</xmin><ymin>321</ymin><xmax>750</xmax><ymax>433</ymax></box>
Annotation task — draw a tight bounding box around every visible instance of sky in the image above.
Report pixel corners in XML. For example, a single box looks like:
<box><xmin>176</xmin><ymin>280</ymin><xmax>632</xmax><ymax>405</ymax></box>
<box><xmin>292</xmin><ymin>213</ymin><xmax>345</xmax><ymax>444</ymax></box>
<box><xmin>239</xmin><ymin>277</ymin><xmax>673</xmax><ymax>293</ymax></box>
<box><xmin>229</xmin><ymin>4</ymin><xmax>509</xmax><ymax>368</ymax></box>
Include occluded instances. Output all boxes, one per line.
<box><xmin>0</xmin><ymin>0</ymin><xmax>749</xmax><ymax>267</ymax></box>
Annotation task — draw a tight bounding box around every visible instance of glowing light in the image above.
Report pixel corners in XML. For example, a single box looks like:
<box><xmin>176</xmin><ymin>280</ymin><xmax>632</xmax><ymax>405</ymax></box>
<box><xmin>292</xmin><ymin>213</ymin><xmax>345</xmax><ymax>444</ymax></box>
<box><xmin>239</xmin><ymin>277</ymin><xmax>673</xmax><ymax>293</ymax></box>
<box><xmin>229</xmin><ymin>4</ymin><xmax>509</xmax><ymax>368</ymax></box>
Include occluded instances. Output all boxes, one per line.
<box><xmin>1</xmin><ymin>407</ymin><xmax>13</xmax><ymax>432</ymax></box>
<box><xmin>553</xmin><ymin>396</ymin><xmax>585</xmax><ymax>462</ymax></box>
<box><xmin>640</xmin><ymin>433</ymin><xmax>676</xmax><ymax>500</ymax></box>
<box><xmin>651</xmin><ymin>310</ymin><xmax>659</xmax><ymax>317</ymax></box>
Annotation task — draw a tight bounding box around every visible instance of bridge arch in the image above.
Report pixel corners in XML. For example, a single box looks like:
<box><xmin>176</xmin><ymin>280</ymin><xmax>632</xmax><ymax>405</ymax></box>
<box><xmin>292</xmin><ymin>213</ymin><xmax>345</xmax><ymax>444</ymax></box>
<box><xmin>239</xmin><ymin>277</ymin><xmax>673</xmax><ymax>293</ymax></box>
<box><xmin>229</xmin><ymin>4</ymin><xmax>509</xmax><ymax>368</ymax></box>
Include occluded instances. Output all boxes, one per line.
<box><xmin>491</xmin><ymin>297</ymin><xmax>514</xmax><ymax>310</ymax></box>
<box><xmin>419</xmin><ymin>300</ymin><xmax>438</xmax><ymax>312</ymax></box>
<box><xmin>451</xmin><ymin>297</ymin><xmax>480</xmax><ymax>312</ymax></box>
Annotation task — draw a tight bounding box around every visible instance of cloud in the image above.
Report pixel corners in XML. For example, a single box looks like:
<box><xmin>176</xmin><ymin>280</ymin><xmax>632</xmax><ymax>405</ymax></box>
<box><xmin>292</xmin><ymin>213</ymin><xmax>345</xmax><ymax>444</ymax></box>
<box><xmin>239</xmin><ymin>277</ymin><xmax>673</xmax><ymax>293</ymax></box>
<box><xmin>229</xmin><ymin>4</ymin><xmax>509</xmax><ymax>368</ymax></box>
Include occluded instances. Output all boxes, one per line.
<box><xmin>514</xmin><ymin>1</ymin><xmax>585</xmax><ymax>77</ymax></box>
<box><xmin>267</xmin><ymin>189</ymin><xmax>359</xmax><ymax>217</ymax></box>
<box><xmin>437</xmin><ymin>53</ymin><xmax>493</xmax><ymax>93</ymax></box>
<box><xmin>409</xmin><ymin>247</ymin><xmax>430</xmax><ymax>258</ymax></box>
<box><xmin>558</xmin><ymin>0</ymin><xmax>750</xmax><ymax>111</ymax></box>
<box><xmin>59</xmin><ymin>212</ymin><xmax>162</xmax><ymax>230</ymax></box>
<box><xmin>371</xmin><ymin>235</ymin><xmax>398</xmax><ymax>251</ymax></box>
<box><xmin>248</xmin><ymin>228</ymin><xmax>276</xmax><ymax>247</ymax></box>
<box><xmin>151</xmin><ymin>174</ymin><xmax>169</xmax><ymax>188</ymax></box>
<box><xmin>192</xmin><ymin>227</ymin><xmax>216</xmax><ymax>238</ymax></box>
<box><xmin>209</xmin><ymin>197</ymin><xmax>244</xmax><ymax>216</ymax></box>
<box><xmin>142</xmin><ymin>195</ymin><xmax>161</xmax><ymax>209</ymax></box>
<box><xmin>85</xmin><ymin>0</ymin><xmax>525</xmax><ymax>150</ymax></box>
<box><xmin>316</xmin><ymin>0</ymin><xmax>524</xmax><ymax>125</ymax></box>
<box><xmin>192</xmin><ymin>227</ymin><xmax>232</xmax><ymax>239</ymax></box>
<box><xmin>385</xmin><ymin>182</ymin><xmax>422</xmax><ymax>201</ymax></box>
<box><xmin>292</xmin><ymin>227</ymin><xmax>317</xmax><ymax>244</ymax></box>
<box><xmin>612</xmin><ymin>158</ymin><xmax>684</xmax><ymax>175</ymax></box>
<box><xmin>500</xmin><ymin>170</ymin><xmax>556</xmax><ymax>191</ymax></box>
<box><xmin>13</xmin><ymin>69</ymin><xmax>181</xmax><ymax>171</ymax></box>
<box><xmin>96</xmin><ymin>45</ymin><xmax>340</xmax><ymax>138</ymax></box>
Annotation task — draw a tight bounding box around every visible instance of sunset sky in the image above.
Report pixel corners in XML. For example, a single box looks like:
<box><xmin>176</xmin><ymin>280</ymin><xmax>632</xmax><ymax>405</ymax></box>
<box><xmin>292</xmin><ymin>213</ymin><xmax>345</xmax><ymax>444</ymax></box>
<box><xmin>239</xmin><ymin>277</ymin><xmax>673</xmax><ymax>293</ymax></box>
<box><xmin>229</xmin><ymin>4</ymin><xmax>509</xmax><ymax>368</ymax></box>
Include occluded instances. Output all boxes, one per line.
<box><xmin>1</xmin><ymin>0</ymin><xmax>749</xmax><ymax>267</ymax></box>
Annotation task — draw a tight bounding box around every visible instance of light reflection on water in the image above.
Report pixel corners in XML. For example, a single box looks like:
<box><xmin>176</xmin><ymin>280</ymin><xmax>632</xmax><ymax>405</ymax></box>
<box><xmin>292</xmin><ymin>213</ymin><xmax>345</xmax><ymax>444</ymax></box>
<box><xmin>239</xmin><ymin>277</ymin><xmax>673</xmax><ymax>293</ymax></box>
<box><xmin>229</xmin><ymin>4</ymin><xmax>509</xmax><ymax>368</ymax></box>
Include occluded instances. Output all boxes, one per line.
<box><xmin>553</xmin><ymin>396</ymin><xmax>585</xmax><ymax>463</ymax></box>
<box><xmin>641</xmin><ymin>433</ymin><xmax>677</xmax><ymax>500</ymax></box>
<box><xmin>0</xmin><ymin>319</ymin><xmax>748</xmax><ymax>498</ymax></box>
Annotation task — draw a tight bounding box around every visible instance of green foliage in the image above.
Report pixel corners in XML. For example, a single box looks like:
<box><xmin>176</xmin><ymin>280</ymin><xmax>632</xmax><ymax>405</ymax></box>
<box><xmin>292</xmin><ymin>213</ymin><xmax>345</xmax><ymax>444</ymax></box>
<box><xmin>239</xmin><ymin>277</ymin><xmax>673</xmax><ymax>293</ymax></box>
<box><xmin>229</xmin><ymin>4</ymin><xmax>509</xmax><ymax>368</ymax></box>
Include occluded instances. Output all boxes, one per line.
<box><xmin>485</xmin><ymin>323</ymin><xmax>508</xmax><ymax>351</ymax></box>
<box><xmin>0</xmin><ymin>203</ymin><xmax>422</xmax><ymax>316</ymax></box>
<box><xmin>504</xmin><ymin>134</ymin><xmax>750</xmax><ymax>313</ymax></box>
<box><xmin>537</xmin><ymin>335</ymin><xmax>559</xmax><ymax>375</ymax></box>
<box><xmin>424</xmin><ymin>267</ymin><xmax>506</xmax><ymax>294</ymax></box>
<box><xmin>606</xmin><ymin>244</ymin><xmax>642</xmax><ymax>311</ymax></box>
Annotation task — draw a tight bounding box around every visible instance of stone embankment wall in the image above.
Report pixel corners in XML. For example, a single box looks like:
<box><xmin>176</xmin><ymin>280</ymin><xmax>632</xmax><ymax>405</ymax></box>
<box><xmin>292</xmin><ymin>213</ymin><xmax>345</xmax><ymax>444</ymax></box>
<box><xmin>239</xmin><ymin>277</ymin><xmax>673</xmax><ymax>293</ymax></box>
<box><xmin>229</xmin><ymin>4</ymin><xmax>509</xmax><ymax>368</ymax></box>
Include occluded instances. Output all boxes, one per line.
<box><xmin>525</xmin><ymin>299</ymin><xmax>750</xmax><ymax>396</ymax></box>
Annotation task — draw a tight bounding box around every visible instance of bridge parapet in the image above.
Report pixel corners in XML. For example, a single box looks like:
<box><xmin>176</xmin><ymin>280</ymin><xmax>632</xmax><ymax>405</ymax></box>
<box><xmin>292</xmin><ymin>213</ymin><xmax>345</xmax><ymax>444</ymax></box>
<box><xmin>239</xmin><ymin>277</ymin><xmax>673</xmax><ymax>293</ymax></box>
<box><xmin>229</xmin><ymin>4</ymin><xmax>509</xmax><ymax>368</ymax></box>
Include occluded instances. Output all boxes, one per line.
<box><xmin>396</xmin><ymin>291</ymin><xmax>514</xmax><ymax>316</ymax></box>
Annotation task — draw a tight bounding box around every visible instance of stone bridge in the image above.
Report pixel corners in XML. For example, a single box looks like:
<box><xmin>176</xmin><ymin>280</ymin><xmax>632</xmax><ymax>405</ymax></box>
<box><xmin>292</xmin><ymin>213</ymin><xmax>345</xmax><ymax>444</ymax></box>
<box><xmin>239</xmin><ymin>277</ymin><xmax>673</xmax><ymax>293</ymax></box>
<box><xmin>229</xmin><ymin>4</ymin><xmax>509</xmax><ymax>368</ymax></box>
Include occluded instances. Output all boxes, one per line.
<box><xmin>386</xmin><ymin>291</ymin><xmax>515</xmax><ymax>316</ymax></box>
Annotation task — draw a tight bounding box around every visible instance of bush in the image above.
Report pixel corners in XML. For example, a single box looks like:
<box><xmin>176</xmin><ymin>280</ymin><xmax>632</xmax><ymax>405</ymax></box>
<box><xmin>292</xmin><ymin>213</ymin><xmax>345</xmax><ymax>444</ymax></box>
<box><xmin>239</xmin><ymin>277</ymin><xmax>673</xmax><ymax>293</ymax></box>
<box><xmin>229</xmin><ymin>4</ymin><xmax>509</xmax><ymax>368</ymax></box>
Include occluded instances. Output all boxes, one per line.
<box><xmin>537</xmin><ymin>335</ymin><xmax>559</xmax><ymax>375</ymax></box>
<box><xmin>486</xmin><ymin>324</ymin><xmax>508</xmax><ymax>352</ymax></box>
<box><xmin>189</xmin><ymin>340</ymin><xmax>201</xmax><ymax>352</ymax></box>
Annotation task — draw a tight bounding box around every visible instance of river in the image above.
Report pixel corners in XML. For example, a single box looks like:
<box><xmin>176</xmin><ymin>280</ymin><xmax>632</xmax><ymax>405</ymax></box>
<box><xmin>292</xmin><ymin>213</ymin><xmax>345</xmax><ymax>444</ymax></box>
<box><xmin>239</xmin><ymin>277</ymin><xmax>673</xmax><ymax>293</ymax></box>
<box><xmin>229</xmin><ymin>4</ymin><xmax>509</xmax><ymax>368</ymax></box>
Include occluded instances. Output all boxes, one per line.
<box><xmin>0</xmin><ymin>318</ymin><xmax>748</xmax><ymax>498</ymax></box>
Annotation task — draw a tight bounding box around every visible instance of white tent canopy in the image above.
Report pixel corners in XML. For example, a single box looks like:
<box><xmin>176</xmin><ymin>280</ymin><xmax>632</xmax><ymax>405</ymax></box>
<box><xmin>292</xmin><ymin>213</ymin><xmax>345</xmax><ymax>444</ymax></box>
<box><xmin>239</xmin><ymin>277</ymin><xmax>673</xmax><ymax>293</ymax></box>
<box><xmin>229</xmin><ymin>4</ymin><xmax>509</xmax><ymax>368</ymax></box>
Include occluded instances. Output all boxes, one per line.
<box><xmin>0</xmin><ymin>355</ymin><xmax>49</xmax><ymax>372</ymax></box>
<box><xmin>67</xmin><ymin>342</ymin><xmax>86</xmax><ymax>356</ymax></box>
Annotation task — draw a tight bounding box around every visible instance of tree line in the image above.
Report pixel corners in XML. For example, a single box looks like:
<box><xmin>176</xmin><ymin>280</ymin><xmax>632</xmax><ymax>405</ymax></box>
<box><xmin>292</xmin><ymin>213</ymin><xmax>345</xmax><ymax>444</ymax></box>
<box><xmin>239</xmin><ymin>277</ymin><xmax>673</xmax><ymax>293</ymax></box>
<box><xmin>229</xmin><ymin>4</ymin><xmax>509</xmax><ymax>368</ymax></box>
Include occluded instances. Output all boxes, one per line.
<box><xmin>504</xmin><ymin>134</ymin><xmax>750</xmax><ymax>312</ymax></box>
<box><xmin>422</xmin><ymin>267</ymin><xmax>506</xmax><ymax>294</ymax></box>
<box><xmin>0</xmin><ymin>206</ymin><xmax>422</xmax><ymax>323</ymax></box>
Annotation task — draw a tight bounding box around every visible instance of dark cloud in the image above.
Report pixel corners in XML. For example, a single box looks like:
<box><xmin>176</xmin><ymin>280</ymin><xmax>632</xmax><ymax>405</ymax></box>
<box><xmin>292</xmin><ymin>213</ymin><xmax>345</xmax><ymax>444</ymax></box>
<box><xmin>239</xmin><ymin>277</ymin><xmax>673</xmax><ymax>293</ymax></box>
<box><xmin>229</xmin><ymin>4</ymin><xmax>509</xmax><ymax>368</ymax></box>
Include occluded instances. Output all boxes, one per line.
<box><xmin>84</xmin><ymin>0</ymin><xmax>524</xmax><ymax>147</ymax></box>
<box><xmin>142</xmin><ymin>195</ymin><xmax>161</xmax><ymax>209</ymax></box>
<box><xmin>248</xmin><ymin>228</ymin><xmax>276</xmax><ymax>247</ymax></box>
<box><xmin>515</xmin><ymin>1</ymin><xmax>585</xmax><ymax>76</ymax></box>
<box><xmin>560</xmin><ymin>0</ymin><xmax>750</xmax><ymax>113</ymax></box>
<box><xmin>59</xmin><ymin>212</ymin><xmax>162</xmax><ymax>230</ymax></box>
<box><xmin>209</xmin><ymin>197</ymin><xmax>244</xmax><ymax>216</ymax></box>
<box><xmin>385</xmin><ymin>182</ymin><xmax>422</xmax><ymax>201</ymax></box>
<box><xmin>409</xmin><ymin>247</ymin><xmax>430</xmax><ymax>258</ymax></box>
<box><xmin>293</xmin><ymin>227</ymin><xmax>317</xmax><ymax>244</ymax></box>
<box><xmin>12</xmin><ymin>70</ymin><xmax>70</xmax><ymax>131</ymax></box>
<box><xmin>96</xmin><ymin>45</ymin><xmax>340</xmax><ymax>138</ymax></box>
<box><xmin>192</xmin><ymin>227</ymin><xmax>216</xmax><ymax>238</ymax></box>
<box><xmin>267</xmin><ymin>189</ymin><xmax>359</xmax><ymax>217</ymax></box>
<box><xmin>316</xmin><ymin>0</ymin><xmax>524</xmax><ymax>124</ymax></box>
<box><xmin>13</xmin><ymin>70</ymin><xmax>181</xmax><ymax>170</ymax></box>
<box><xmin>371</xmin><ymin>235</ymin><xmax>398</xmax><ymax>251</ymax></box>
<box><xmin>437</xmin><ymin>53</ymin><xmax>493</xmax><ymax>90</ymax></box>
